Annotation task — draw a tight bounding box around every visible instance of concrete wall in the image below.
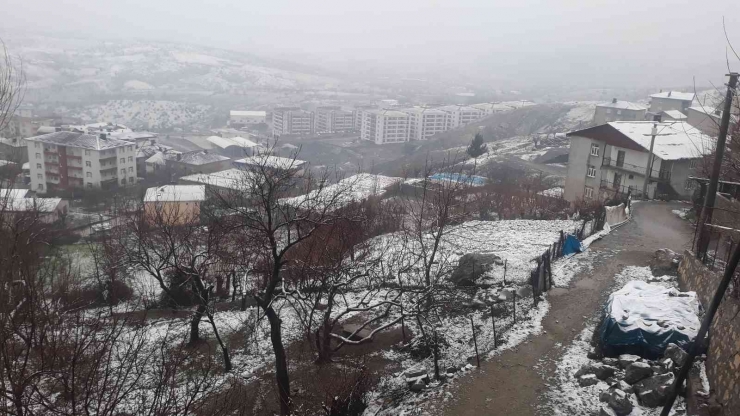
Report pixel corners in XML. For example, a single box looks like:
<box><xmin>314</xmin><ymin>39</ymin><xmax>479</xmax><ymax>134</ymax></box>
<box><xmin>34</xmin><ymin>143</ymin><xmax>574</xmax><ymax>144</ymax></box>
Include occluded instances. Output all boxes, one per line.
<box><xmin>687</xmin><ymin>108</ymin><xmax>721</xmax><ymax>137</ymax></box>
<box><xmin>649</xmin><ymin>97</ymin><xmax>691</xmax><ymax>114</ymax></box>
<box><xmin>678</xmin><ymin>251</ymin><xmax>740</xmax><ymax>415</ymax></box>
<box><xmin>668</xmin><ymin>159</ymin><xmax>699</xmax><ymax>199</ymax></box>
<box><xmin>593</xmin><ymin>107</ymin><xmax>646</xmax><ymax>125</ymax></box>
<box><xmin>564</xmin><ymin>135</ymin><xmax>603</xmax><ymax>201</ymax></box>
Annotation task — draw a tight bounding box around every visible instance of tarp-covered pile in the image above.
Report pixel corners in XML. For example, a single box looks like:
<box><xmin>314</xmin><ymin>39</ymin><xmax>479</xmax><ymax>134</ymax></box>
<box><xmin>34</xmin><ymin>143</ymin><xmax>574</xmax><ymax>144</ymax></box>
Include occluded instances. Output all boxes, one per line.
<box><xmin>600</xmin><ymin>280</ymin><xmax>701</xmax><ymax>358</ymax></box>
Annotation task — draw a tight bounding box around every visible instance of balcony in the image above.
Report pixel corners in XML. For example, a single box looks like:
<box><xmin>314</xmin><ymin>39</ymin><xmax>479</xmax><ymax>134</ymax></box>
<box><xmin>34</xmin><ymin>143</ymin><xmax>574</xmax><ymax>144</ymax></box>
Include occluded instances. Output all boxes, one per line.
<box><xmin>602</xmin><ymin>157</ymin><xmax>671</xmax><ymax>182</ymax></box>
<box><xmin>66</xmin><ymin>154</ymin><xmax>82</xmax><ymax>161</ymax></box>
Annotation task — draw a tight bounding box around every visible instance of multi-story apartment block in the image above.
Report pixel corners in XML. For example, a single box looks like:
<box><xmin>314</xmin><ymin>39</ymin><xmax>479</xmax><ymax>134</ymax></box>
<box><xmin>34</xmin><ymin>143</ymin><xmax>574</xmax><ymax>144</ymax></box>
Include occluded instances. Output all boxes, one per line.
<box><xmin>404</xmin><ymin>107</ymin><xmax>448</xmax><ymax>141</ymax></box>
<box><xmin>593</xmin><ymin>99</ymin><xmax>648</xmax><ymax>124</ymax></box>
<box><xmin>272</xmin><ymin>107</ymin><xmax>314</xmax><ymax>136</ymax></box>
<box><xmin>26</xmin><ymin>132</ymin><xmax>138</xmax><ymax>194</ymax></box>
<box><xmin>438</xmin><ymin>105</ymin><xmax>485</xmax><ymax>129</ymax></box>
<box><xmin>361</xmin><ymin>110</ymin><xmax>410</xmax><ymax>144</ymax></box>
<box><xmin>648</xmin><ymin>91</ymin><xmax>695</xmax><ymax>114</ymax></box>
<box><xmin>315</xmin><ymin>106</ymin><xmax>355</xmax><ymax>133</ymax></box>
<box><xmin>229</xmin><ymin>110</ymin><xmax>267</xmax><ymax>127</ymax></box>
<box><xmin>563</xmin><ymin>121</ymin><xmax>713</xmax><ymax>202</ymax></box>
<box><xmin>352</xmin><ymin>105</ymin><xmax>377</xmax><ymax>132</ymax></box>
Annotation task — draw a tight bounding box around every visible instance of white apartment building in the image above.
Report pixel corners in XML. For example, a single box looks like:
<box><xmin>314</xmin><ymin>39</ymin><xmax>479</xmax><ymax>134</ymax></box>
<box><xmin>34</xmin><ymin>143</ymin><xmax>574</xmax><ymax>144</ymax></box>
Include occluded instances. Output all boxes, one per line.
<box><xmin>26</xmin><ymin>131</ymin><xmax>138</xmax><ymax>194</ymax></box>
<box><xmin>361</xmin><ymin>110</ymin><xmax>410</xmax><ymax>144</ymax></box>
<box><xmin>352</xmin><ymin>105</ymin><xmax>377</xmax><ymax>132</ymax></box>
<box><xmin>648</xmin><ymin>91</ymin><xmax>695</xmax><ymax>114</ymax></box>
<box><xmin>564</xmin><ymin>121</ymin><xmax>713</xmax><ymax>202</ymax></box>
<box><xmin>438</xmin><ymin>105</ymin><xmax>485</xmax><ymax>129</ymax></box>
<box><xmin>315</xmin><ymin>106</ymin><xmax>354</xmax><ymax>133</ymax></box>
<box><xmin>403</xmin><ymin>107</ymin><xmax>448</xmax><ymax>141</ymax></box>
<box><xmin>229</xmin><ymin>110</ymin><xmax>267</xmax><ymax>127</ymax></box>
<box><xmin>272</xmin><ymin>107</ymin><xmax>314</xmax><ymax>136</ymax></box>
<box><xmin>593</xmin><ymin>99</ymin><xmax>648</xmax><ymax>124</ymax></box>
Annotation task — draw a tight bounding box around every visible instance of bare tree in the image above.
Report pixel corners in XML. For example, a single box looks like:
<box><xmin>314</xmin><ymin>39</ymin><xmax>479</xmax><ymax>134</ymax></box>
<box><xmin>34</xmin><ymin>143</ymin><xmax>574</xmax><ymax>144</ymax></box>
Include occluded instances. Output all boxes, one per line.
<box><xmin>0</xmin><ymin>38</ymin><xmax>25</xmax><ymax>135</ymax></box>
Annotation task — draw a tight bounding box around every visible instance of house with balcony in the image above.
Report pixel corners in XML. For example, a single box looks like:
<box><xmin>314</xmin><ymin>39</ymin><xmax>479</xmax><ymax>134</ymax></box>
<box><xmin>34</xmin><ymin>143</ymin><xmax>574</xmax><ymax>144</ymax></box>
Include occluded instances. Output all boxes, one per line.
<box><xmin>593</xmin><ymin>99</ymin><xmax>647</xmax><ymax>125</ymax></box>
<box><xmin>564</xmin><ymin>121</ymin><xmax>714</xmax><ymax>202</ymax></box>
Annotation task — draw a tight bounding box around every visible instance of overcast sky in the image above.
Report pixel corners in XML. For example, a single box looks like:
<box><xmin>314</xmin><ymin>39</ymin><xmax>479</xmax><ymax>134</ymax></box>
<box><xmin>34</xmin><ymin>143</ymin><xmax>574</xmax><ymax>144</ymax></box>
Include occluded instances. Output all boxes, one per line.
<box><xmin>4</xmin><ymin>0</ymin><xmax>740</xmax><ymax>88</ymax></box>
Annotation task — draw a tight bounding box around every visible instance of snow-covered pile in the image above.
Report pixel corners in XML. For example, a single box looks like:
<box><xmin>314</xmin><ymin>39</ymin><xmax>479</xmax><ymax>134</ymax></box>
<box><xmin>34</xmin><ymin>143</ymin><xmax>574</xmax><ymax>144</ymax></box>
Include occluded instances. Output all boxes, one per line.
<box><xmin>606</xmin><ymin>280</ymin><xmax>700</xmax><ymax>342</ymax></box>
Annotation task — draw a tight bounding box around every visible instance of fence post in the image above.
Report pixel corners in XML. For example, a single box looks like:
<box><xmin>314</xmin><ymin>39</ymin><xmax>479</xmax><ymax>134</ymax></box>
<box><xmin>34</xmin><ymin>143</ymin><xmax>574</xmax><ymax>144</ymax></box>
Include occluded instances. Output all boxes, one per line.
<box><xmin>470</xmin><ymin>316</ymin><xmax>480</xmax><ymax>367</ymax></box>
<box><xmin>513</xmin><ymin>293</ymin><xmax>517</xmax><ymax>324</ymax></box>
<box><xmin>546</xmin><ymin>250</ymin><xmax>553</xmax><ymax>289</ymax></box>
<box><xmin>490</xmin><ymin>305</ymin><xmax>497</xmax><ymax>348</ymax></box>
<box><xmin>503</xmin><ymin>259</ymin><xmax>507</xmax><ymax>285</ymax></box>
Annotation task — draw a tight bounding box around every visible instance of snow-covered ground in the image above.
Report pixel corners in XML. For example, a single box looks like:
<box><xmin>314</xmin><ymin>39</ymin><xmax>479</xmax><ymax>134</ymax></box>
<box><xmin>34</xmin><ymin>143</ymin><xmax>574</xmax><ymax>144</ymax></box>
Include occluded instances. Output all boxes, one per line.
<box><xmin>68</xmin><ymin>100</ymin><xmax>213</xmax><ymax>130</ymax></box>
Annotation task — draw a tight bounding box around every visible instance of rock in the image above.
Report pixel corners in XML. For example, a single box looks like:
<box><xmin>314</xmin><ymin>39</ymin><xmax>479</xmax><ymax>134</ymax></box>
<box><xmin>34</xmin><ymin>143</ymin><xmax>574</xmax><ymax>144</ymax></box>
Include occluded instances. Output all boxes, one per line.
<box><xmin>599</xmin><ymin>404</ymin><xmax>618</xmax><ymax>416</ymax></box>
<box><xmin>611</xmin><ymin>380</ymin><xmax>633</xmax><ymax>394</ymax></box>
<box><xmin>405</xmin><ymin>367</ymin><xmax>428</xmax><ymax>379</ymax></box>
<box><xmin>650</xmin><ymin>248</ymin><xmax>681</xmax><ymax>275</ymax></box>
<box><xmin>633</xmin><ymin>373</ymin><xmax>675</xmax><ymax>407</ymax></box>
<box><xmin>446</xmin><ymin>366</ymin><xmax>458</xmax><ymax>374</ymax></box>
<box><xmin>602</xmin><ymin>357</ymin><xmax>619</xmax><ymax>367</ymax></box>
<box><xmin>578</xmin><ymin>374</ymin><xmax>600</xmax><ymax>387</ymax></box>
<box><xmin>409</xmin><ymin>380</ymin><xmax>426</xmax><ymax>392</ymax></box>
<box><xmin>587</xmin><ymin>350</ymin><xmax>601</xmax><ymax>360</ymax></box>
<box><xmin>450</xmin><ymin>253</ymin><xmax>502</xmax><ymax>285</ymax></box>
<box><xmin>618</xmin><ymin>354</ymin><xmax>641</xmax><ymax>369</ymax></box>
<box><xmin>340</xmin><ymin>324</ymin><xmax>372</xmax><ymax>341</ymax></box>
<box><xmin>516</xmin><ymin>286</ymin><xmax>533</xmax><ymax>298</ymax></box>
<box><xmin>664</xmin><ymin>343</ymin><xmax>688</xmax><ymax>367</ymax></box>
<box><xmin>625</xmin><ymin>362</ymin><xmax>654</xmax><ymax>384</ymax></box>
<box><xmin>498</xmin><ymin>287</ymin><xmax>516</xmax><ymax>301</ymax></box>
<box><xmin>659</xmin><ymin>358</ymin><xmax>674</xmax><ymax>373</ymax></box>
<box><xmin>606</xmin><ymin>389</ymin><xmax>633</xmax><ymax>416</ymax></box>
<box><xmin>575</xmin><ymin>363</ymin><xmax>615</xmax><ymax>379</ymax></box>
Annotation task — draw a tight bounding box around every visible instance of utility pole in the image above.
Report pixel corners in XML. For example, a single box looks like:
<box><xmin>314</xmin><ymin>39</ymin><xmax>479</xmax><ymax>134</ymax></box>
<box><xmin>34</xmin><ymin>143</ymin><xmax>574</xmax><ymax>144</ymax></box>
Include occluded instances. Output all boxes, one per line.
<box><xmin>695</xmin><ymin>72</ymin><xmax>739</xmax><ymax>258</ymax></box>
<box><xmin>641</xmin><ymin>115</ymin><xmax>669</xmax><ymax>199</ymax></box>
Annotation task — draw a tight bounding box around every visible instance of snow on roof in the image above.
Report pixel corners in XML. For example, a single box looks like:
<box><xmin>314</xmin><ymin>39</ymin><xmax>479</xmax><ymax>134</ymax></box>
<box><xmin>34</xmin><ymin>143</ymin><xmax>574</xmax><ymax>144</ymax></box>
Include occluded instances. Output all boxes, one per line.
<box><xmin>537</xmin><ymin>187</ymin><xmax>564</xmax><ymax>198</ymax></box>
<box><xmin>402</xmin><ymin>107</ymin><xmax>447</xmax><ymax>115</ymax></box>
<box><xmin>180</xmin><ymin>168</ymin><xmax>246</xmax><ymax>191</ymax></box>
<box><xmin>2</xmin><ymin>196</ymin><xmax>62</xmax><ymax>213</ymax></box>
<box><xmin>607</xmin><ymin>121</ymin><xmax>715</xmax><ymax>161</ymax></box>
<box><xmin>0</xmin><ymin>188</ymin><xmax>30</xmax><ymax>199</ymax></box>
<box><xmin>145</xmin><ymin>152</ymin><xmax>167</xmax><ymax>165</ymax></box>
<box><xmin>230</xmin><ymin>110</ymin><xmax>266</xmax><ymax>117</ymax></box>
<box><xmin>110</xmin><ymin>131</ymin><xmax>157</xmax><ymax>141</ymax></box>
<box><xmin>235</xmin><ymin>155</ymin><xmax>307</xmax><ymax>170</ymax></box>
<box><xmin>0</xmin><ymin>160</ymin><xmax>17</xmax><ymax>167</ymax></box>
<box><xmin>650</xmin><ymin>91</ymin><xmax>695</xmax><ymax>101</ymax></box>
<box><xmin>282</xmin><ymin>173</ymin><xmax>402</xmax><ymax>211</ymax></box>
<box><xmin>165</xmin><ymin>150</ymin><xmax>230</xmax><ymax>165</ymax></box>
<box><xmin>144</xmin><ymin>185</ymin><xmax>205</xmax><ymax>202</ymax></box>
<box><xmin>437</xmin><ymin>105</ymin><xmax>483</xmax><ymax>113</ymax></box>
<box><xmin>596</xmin><ymin>100</ymin><xmax>647</xmax><ymax>111</ymax></box>
<box><xmin>661</xmin><ymin>110</ymin><xmax>687</xmax><ymax>120</ymax></box>
<box><xmin>206</xmin><ymin>135</ymin><xmax>259</xmax><ymax>149</ymax></box>
<box><xmin>26</xmin><ymin>131</ymin><xmax>133</xmax><ymax>150</ymax></box>
<box><xmin>0</xmin><ymin>137</ymin><xmax>26</xmax><ymax>147</ymax></box>
<box><xmin>21</xmin><ymin>162</ymin><xmax>29</xmax><ymax>170</ymax></box>
<box><xmin>366</xmin><ymin>109</ymin><xmax>409</xmax><ymax>118</ymax></box>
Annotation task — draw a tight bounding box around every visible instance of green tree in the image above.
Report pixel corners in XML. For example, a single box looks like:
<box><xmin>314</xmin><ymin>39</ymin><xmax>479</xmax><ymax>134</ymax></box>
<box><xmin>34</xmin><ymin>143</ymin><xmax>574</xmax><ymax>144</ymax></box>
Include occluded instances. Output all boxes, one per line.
<box><xmin>467</xmin><ymin>133</ymin><xmax>487</xmax><ymax>158</ymax></box>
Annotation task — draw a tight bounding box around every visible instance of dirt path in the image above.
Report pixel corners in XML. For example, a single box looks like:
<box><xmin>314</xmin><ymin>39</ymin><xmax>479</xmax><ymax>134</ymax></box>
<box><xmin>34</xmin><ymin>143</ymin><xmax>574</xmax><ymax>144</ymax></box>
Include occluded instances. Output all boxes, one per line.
<box><xmin>437</xmin><ymin>201</ymin><xmax>694</xmax><ymax>416</ymax></box>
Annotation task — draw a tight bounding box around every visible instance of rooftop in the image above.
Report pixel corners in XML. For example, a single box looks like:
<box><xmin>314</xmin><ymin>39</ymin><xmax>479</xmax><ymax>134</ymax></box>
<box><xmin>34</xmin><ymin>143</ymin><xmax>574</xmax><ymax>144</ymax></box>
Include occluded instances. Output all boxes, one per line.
<box><xmin>206</xmin><ymin>135</ymin><xmax>260</xmax><ymax>149</ymax></box>
<box><xmin>0</xmin><ymin>188</ymin><xmax>31</xmax><ymax>199</ymax></box>
<box><xmin>661</xmin><ymin>110</ymin><xmax>688</xmax><ymax>120</ymax></box>
<box><xmin>569</xmin><ymin>121</ymin><xmax>714</xmax><ymax>161</ymax></box>
<box><xmin>437</xmin><ymin>105</ymin><xmax>482</xmax><ymax>113</ymax></box>
<box><xmin>650</xmin><ymin>91</ymin><xmax>696</xmax><ymax>101</ymax></box>
<box><xmin>234</xmin><ymin>155</ymin><xmax>307</xmax><ymax>170</ymax></box>
<box><xmin>26</xmin><ymin>131</ymin><xmax>133</xmax><ymax>150</ymax></box>
<box><xmin>366</xmin><ymin>109</ymin><xmax>409</xmax><ymax>118</ymax></box>
<box><xmin>110</xmin><ymin>131</ymin><xmax>157</xmax><ymax>141</ymax></box>
<box><xmin>282</xmin><ymin>173</ymin><xmax>402</xmax><ymax>211</ymax></box>
<box><xmin>230</xmin><ymin>110</ymin><xmax>266</xmax><ymax>117</ymax></box>
<box><xmin>596</xmin><ymin>100</ymin><xmax>647</xmax><ymax>111</ymax></box>
<box><xmin>165</xmin><ymin>150</ymin><xmax>230</xmax><ymax>165</ymax></box>
<box><xmin>0</xmin><ymin>137</ymin><xmax>26</xmax><ymax>147</ymax></box>
<box><xmin>144</xmin><ymin>185</ymin><xmax>205</xmax><ymax>202</ymax></box>
<box><xmin>0</xmin><ymin>192</ymin><xmax>62</xmax><ymax>213</ymax></box>
<box><xmin>180</xmin><ymin>168</ymin><xmax>247</xmax><ymax>191</ymax></box>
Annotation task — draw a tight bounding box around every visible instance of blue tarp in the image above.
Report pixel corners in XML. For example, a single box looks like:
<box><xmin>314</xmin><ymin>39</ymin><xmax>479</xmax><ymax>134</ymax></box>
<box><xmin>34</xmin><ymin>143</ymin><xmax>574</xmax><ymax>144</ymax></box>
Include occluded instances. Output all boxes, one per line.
<box><xmin>599</xmin><ymin>315</ymin><xmax>692</xmax><ymax>359</ymax></box>
<box><xmin>562</xmin><ymin>234</ymin><xmax>583</xmax><ymax>255</ymax></box>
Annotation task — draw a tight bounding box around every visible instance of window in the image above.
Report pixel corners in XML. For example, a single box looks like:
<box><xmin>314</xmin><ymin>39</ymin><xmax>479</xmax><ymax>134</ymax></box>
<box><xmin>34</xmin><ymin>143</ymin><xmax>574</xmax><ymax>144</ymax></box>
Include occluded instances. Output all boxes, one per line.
<box><xmin>128</xmin><ymin>167</ymin><xmax>133</xmax><ymax>173</ymax></box>
<box><xmin>38</xmin><ymin>183</ymin><xmax>44</xmax><ymax>190</ymax></box>
<box><xmin>584</xmin><ymin>186</ymin><xmax>594</xmax><ymax>198</ymax></box>
<box><xmin>129</xmin><ymin>177</ymin><xmax>134</xmax><ymax>183</ymax></box>
<box><xmin>616</xmin><ymin>150</ymin><xmax>625</xmax><ymax>167</ymax></box>
<box><xmin>86</xmin><ymin>161</ymin><xmax>91</xmax><ymax>167</ymax></box>
<box><xmin>689</xmin><ymin>159</ymin><xmax>697</xmax><ymax>169</ymax></box>
<box><xmin>85</xmin><ymin>149</ymin><xmax>90</xmax><ymax>156</ymax></box>
<box><xmin>36</xmin><ymin>153</ymin><xmax>41</xmax><ymax>159</ymax></box>
<box><xmin>617</xmin><ymin>110</ymin><xmax>622</xmax><ymax>115</ymax></box>
<box><xmin>121</xmin><ymin>179</ymin><xmax>126</xmax><ymax>185</ymax></box>
<box><xmin>36</xmin><ymin>163</ymin><xmax>41</xmax><ymax>169</ymax></box>
<box><xmin>586</xmin><ymin>165</ymin><xmax>596</xmax><ymax>177</ymax></box>
<box><xmin>37</xmin><ymin>173</ymin><xmax>42</xmax><ymax>179</ymax></box>
<box><xmin>628</xmin><ymin>174</ymin><xmax>634</xmax><ymax>179</ymax></box>
<box><xmin>128</xmin><ymin>156</ymin><xmax>133</xmax><ymax>162</ymax></box>
<box><xmin>86</xmin><ymin>172</ymin><xmax>92</xmax><ymax>178</ymax></box>
<box><xmin>87</xmin><ymin>183</ymin><xmax>92</xmax><ymax>188</ymax></box>
<box><xmin>685</xmin><ymin>179</ymin><xmax>696</xmax><ymax>190</ymax></box>
<box><xmin>120</xmin><ymin>169</ymin><xmax>125</xmax><ymax>175</ymax></box>
<box><xmin>120</xmin><ymin>158</ymin><xmax>125</xmax><ymax>164</ymax></box>
<box><xmin>34</xmin><ymin>142</ymin><xmax>39</xmax><ymax>148</ymax></box>
<box><xmin>590</xmin><ymin>143</ymin><xmax>600</xmax><ymax>157</ymax></box>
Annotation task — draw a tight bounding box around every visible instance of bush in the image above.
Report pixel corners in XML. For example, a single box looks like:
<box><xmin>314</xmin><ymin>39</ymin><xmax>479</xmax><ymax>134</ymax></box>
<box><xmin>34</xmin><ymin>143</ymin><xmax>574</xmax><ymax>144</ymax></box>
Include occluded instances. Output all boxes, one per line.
<box><xmin>159</xmin><ymin>269</ymin><xmax>197</xmax><ymax>308</ymax></box>
<box><xmin>322</xmin><ymin>366</ymin><xmax>373</xmax><ymax>416</ymax></box>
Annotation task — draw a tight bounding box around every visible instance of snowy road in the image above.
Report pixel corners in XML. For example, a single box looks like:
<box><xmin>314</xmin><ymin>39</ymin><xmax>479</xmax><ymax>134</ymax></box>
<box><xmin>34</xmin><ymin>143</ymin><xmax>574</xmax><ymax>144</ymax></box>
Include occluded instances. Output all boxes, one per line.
<box><xmin>434</xmin><ymin>201</ymin><xmax>694</xmax><ymax>415</ymax></box>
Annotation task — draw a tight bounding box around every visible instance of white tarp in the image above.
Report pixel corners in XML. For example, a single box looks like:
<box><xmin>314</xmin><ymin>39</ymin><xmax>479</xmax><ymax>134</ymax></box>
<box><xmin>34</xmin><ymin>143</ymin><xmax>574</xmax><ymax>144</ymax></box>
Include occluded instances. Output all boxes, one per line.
<box><xmin>605</xmin><ymin>203</ymin><xmax>628</xmax><ymax>226</ymax></box>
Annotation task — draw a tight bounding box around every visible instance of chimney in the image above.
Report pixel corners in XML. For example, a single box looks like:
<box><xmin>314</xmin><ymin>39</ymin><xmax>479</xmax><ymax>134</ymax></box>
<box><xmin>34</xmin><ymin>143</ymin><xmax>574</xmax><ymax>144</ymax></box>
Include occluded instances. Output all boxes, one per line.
<box><xmin>150</xmin><ymin>139</ymin><xmax>155</xmax><ymax>146</ymax></box>
<box><xmin>99</xmin><ymin>133</ymin><xmax>106</xmax><ymax>140</ymax></box>
<box><xmin>612</xmin><ymin>98</ymin><xmax>617</xmax><ymax>104</ymax></box>
<box><xmin>653</xmin><ymin>114</ymin><xmax>662</xmax><ymax>122</ymax></box>
<box><xmin>203</xmin><ymin>150</ymin><xmax>208</xmax><ymax>154</ymax></box>
<box><xmin>176</xmin><ymin>153</ymin><xmax>182</xmax><ymax>161</ymax></box>
<box><xmin>667</xmin><ymin>91</ymin><xmax>672</xmax><ymax>97</ymax></box>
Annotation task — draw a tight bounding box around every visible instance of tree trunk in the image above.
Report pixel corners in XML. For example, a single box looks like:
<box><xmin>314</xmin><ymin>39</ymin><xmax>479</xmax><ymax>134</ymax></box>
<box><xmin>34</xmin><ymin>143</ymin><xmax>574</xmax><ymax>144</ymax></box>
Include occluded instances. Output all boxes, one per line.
<box><xmin>265</xmin><ymin>306</ymin><xmax>291</xmax><ymax>415</ymax></box>
<box><xmin>189</xmin><ymin>303</ymin><xmax>205</xmax><ymax>345</ymax></box>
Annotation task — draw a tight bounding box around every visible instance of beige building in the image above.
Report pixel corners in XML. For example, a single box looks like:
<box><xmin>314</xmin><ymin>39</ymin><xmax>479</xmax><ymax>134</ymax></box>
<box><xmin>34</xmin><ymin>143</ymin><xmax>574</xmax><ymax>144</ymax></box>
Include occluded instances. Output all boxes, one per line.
<box><xmin>403</xmin><ymin>107</ymin><xmax>448</xmax><ymax>141</ymax></box>
<box><xmin>144</xmin><ymin>185</ymin><xmax>205</xmax><ymax>225</ymax></box>
<box><xmin>229</xmin><ymin>110</ymin><xmax>267</xmax><ymax>127</ymax></box>
<box><xmin>272</xmin><ymin>107</ymin><xmax>314</xmax><ymax>136</ymax></box>
<box><xmin>593</xmin><ymin>99</ymin><xmax>647</xmax><ymax>124</ymax></box>
<box><xmin>438</xmin><ymin>105</ymin><xmax>485</xmax><ymax>129</ymax></box>
<box><xmin>26</xmin><ymin>132</ymin><xmax>137</xmax><ymax>194</ymax></box>
<box><xmin>649</xmin><ymin>91</ymin><xmax>695</xmax><ymax>114</ymax></box>
<box><xmin>361</xmin><ymin>110</ymin><xmax>410</xmax><ymax>144</ymax></box>
<box><xmin>315</xmin><ymin>106</ymin><xmax>354</xmax><ymax>133</ymax></box>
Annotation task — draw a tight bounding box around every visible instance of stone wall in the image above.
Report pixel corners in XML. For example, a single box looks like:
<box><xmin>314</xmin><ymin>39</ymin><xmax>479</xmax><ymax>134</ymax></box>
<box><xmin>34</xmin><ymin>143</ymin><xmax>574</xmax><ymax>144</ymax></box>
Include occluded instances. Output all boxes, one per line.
<box><xmin>678</xmin><ymin>250</ymin><xmax>740</xmax><ymax>415</ymax></box>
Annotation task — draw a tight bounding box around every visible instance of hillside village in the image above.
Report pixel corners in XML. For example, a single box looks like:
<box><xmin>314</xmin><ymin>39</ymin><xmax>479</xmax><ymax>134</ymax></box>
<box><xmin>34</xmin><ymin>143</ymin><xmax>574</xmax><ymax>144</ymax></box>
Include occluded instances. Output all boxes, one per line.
<box><xmin>2</xmin><ymin>30</ymin><xmax>740</xmax><ymax>416</ymax></box>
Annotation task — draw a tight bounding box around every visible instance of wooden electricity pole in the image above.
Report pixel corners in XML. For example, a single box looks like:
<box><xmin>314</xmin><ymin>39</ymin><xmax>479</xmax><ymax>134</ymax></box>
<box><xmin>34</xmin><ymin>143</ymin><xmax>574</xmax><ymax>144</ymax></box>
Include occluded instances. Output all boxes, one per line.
<box><xmin>695</xmin><ymin>72</ymin><xmax>739</xmax><ymax>257</ymax></box>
